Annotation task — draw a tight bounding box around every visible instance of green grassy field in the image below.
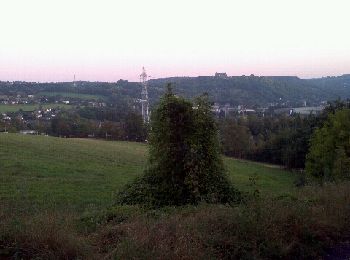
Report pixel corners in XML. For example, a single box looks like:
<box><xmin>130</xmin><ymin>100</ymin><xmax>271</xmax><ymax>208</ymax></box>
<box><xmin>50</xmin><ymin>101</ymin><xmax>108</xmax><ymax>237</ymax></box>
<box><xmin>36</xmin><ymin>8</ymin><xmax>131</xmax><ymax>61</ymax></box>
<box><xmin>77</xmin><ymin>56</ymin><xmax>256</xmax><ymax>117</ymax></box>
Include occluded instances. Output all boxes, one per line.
<box><xmin>0</xmin><ymin>103</ymin><xmax>73</xmax><ymax>113</ymax></box>
<box><xmin>38</xmin><ymin>91</ymin><xmax>105</xmax><ymax>100</ymax></box>
<box><xmin>0</xmin><ymin>133</ymin><xmax>296</xmax><ymax>213</ymax></box>
<box><xmin>1</xmin><ymin>134</ymin><xmax>349</xmax><ymax>260</ymax></box>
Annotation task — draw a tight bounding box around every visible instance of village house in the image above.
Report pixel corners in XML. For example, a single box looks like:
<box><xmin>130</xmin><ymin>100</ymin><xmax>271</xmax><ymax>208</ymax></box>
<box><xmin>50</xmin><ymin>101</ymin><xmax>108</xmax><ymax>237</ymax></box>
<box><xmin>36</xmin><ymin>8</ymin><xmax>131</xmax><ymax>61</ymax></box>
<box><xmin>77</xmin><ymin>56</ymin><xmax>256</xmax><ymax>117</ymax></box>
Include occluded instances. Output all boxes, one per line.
<box><xmin>19</xmin><ymin>130</ymin><xmax>39</xmax><ymax>135</ymax></box>
<box><xmin>215</xmin><ymin>72</ymin><xmax>228</xmax><ymax>78</ymax></box>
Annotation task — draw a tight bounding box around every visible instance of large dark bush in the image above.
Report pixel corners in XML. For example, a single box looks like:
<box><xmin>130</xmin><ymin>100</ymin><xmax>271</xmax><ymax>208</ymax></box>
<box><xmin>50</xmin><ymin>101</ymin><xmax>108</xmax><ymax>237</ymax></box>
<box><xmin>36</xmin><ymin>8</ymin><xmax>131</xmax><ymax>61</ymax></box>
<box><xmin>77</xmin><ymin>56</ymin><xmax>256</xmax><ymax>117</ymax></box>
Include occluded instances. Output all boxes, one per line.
<box><xmin>117</xmin><ymin>85</ymin><xmax>238</xmax><ymax>206</ymax></box>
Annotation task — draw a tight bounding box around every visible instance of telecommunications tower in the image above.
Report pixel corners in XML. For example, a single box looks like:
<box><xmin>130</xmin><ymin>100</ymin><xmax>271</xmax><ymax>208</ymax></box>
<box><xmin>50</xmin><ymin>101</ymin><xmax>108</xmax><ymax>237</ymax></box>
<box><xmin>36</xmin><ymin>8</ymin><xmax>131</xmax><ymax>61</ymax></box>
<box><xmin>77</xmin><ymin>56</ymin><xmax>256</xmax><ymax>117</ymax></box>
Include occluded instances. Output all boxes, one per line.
<box><xmin>73</xmin><ymin>74</ymin><xmax>76</xmax><ymax>87</ymax></box>
<box><xmin>140</xmin><ymin>67</ymin><xmax>150</xmax><ymax>123</ymax></box>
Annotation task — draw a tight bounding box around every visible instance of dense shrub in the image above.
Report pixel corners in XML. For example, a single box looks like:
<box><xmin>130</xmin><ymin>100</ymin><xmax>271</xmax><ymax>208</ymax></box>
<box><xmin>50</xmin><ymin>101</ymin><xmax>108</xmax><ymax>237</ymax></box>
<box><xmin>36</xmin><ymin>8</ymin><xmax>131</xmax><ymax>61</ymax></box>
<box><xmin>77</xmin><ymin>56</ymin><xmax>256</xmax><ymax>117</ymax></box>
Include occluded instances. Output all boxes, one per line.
<box><xmin>1</xmin><ymin>183</ymin><xmax>349</xmax><ymax>259</ymax></box>
<box><xmin>101</xmin><ymin>182</ymin><xmax>350</xmax><ymax>259</ymax></box>
<box><xmin>0</xmin><ymin>212</ymin><xmax>91</xmax><ymax>259</ymax></box>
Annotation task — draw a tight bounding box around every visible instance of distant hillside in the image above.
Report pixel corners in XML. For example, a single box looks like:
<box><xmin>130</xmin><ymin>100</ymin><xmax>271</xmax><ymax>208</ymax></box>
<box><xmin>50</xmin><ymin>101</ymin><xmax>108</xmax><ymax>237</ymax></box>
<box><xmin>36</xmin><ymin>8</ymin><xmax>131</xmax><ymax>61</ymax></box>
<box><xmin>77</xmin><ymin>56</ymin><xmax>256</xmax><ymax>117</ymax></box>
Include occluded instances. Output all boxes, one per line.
<box><xmin>148</xmin><ymin>74</ymin><xmax>350</xmax><ymax>106</ymax></box>
<box><xmin>149</xmin><ymin>76</ymin><xmax>315</xmax><ymax>106</ymax></box>
<box><xmin>1</xmin><ymin>74</ymin><xmax>350</xmax><ymax>106</ymax></box>
<box><xmin>306</xmin><ymin>74</ymin><xmax>350</xmax><ymax>101</ymax></box>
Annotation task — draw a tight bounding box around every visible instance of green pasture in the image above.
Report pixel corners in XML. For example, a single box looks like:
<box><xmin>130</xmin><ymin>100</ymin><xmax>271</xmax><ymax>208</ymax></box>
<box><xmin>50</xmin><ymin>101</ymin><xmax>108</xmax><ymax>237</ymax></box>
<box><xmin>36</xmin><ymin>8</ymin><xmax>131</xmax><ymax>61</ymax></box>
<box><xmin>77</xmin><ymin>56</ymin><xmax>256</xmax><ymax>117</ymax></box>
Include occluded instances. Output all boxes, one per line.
<box><xmin>0</xmin><ymin>103</ymin><xmax>73</xmax><ymax>113</ymax></box>
<box><xmin>0</xmin><ymin>134</ymin><xmax>297</xmax><ymax>213</ymax></box>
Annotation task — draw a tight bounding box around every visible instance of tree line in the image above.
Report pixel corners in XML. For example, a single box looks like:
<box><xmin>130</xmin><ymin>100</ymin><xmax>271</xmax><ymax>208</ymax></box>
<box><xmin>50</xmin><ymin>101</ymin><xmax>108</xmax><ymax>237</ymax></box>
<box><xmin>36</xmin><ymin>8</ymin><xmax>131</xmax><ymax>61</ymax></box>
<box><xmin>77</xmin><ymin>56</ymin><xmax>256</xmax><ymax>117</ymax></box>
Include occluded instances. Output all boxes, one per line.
<box><xmin>1</xmin><ymin>106</ymin><xmax>147</xmax><ymax>142</ymax></box>
<box><xmin>219</xmin><ymin>99</ymin><xmax>350</xmax><ymax>182</ymax></box>
<box><xmin>219</xmin><ymin>100</ymin><xmax>350</xmax><ymax>167</ymax></box>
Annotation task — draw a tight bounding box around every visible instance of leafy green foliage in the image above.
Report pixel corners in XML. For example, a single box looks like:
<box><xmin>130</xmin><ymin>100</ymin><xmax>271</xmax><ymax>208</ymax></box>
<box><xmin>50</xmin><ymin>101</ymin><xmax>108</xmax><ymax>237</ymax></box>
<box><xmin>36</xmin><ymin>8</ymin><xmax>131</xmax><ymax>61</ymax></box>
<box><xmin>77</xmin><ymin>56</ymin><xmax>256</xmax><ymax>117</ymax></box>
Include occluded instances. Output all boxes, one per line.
<box><xmin>124</xmin><ymin>111</ymin><xmax>147</xmax><ymax>142</ymax></box>
<box><xmin>219</xmin><ymin>115</ymin><xmax>319</xmax><ymax>169</ymax></box>
<box><xmin>117</xmin><ymin>86</ymin><xmax>239</xmax><ymax>206</ymax></box>
<box><xmin>49</xmin><ymin>108</ymin><xmax>147</xmax><ymax>141</ymax></box>
<box><xmin>306</xmin><ymin>109</ymin><xmax>350</xmax><ymax>182</ymax></box>
<box><xmin>220</xmin><ymin>119</ymin><xmax>251</xmax><ymax>158</ymax></box>
<box><xmin>101</xmin><ymin>183</ymin><xmax>350</xmax><ymax>260</ymax></box>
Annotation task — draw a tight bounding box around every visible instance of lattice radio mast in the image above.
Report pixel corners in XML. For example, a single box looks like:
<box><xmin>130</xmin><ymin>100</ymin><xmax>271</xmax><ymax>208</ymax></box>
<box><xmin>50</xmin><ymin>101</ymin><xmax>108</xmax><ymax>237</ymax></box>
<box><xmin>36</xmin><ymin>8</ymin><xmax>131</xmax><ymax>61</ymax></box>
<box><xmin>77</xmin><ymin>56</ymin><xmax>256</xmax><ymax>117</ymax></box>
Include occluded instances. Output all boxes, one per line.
<box><xmin>73</xmin><ymin>74</ymin><xmax>76</xmax><ymax>87</ymax></box>
<box><xmin>140</xmin><ymin>67</ymin><xmax>150</xmax><ymax>123</ymax></box>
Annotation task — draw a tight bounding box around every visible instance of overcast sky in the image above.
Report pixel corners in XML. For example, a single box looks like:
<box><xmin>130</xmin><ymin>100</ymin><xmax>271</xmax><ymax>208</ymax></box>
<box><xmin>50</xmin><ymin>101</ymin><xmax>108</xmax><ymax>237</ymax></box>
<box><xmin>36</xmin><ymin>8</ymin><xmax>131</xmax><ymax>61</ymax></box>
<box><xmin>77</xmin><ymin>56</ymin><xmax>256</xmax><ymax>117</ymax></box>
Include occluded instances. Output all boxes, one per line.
<box><xmin>0</xmin><ymin>0</ymin><xmax>349</xmax><ymax>82</ymax></box>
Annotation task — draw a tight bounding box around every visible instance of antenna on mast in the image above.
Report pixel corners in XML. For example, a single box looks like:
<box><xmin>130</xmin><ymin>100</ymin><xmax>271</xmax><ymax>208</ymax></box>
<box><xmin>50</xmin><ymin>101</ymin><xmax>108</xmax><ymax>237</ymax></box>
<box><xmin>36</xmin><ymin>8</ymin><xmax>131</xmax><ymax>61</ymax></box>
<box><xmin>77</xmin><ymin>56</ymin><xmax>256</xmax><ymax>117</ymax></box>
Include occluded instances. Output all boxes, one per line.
<box><xmin>73</xmin><ymin>74</ymin><xmax>76</xmax><ymax>87</ymax></box>
<box><xmin>140</xmin><ymin>67</ymin><xmax>150</xmax><ymax>123</ymax></box>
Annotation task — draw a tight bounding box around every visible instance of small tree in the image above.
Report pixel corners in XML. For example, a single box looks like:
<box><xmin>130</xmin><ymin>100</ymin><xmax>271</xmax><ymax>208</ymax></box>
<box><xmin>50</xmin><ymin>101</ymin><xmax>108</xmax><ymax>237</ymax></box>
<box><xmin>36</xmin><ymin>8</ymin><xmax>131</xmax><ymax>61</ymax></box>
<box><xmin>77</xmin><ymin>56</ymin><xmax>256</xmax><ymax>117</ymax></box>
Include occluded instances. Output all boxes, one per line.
<box><xmin>306</xmin><ymin>109</ymin><xmax>350</xmax><ymax>182</ymax></box>
<box><xmin>117</xmin><ymin>85</ymin><xmax>238</xmax><ymax>206</ymax></box>
<box><xmin>124</xmin><ymin>111</ymin><xmax>147</xmax><ymax>142</ymax></box>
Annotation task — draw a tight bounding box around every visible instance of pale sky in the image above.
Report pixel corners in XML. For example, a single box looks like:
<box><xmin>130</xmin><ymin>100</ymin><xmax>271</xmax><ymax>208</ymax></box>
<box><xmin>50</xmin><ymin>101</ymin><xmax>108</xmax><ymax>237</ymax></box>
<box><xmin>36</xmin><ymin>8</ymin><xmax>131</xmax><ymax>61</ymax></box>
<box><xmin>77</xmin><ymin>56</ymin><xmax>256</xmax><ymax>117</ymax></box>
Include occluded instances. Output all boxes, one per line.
<box><xmin>0</xmin><ymin>0</ymin><xmax>349</xmax><ymax>82</ymax></box>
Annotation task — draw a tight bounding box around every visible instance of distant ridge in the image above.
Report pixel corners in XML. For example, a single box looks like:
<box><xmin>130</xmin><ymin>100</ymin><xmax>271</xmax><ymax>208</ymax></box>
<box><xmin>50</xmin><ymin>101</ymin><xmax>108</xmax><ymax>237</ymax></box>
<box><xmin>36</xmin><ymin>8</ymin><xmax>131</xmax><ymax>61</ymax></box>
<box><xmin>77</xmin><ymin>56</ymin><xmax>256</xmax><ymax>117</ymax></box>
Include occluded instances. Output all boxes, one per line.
<box><xmin>147</xmin><ymin>74</ymin><xmax>350</xmax><ymax>106</ymax></box>
<box><xmin>0</xmin><ymin>74</ymin><xmax>350</xmax><ymax>106</ymax></box>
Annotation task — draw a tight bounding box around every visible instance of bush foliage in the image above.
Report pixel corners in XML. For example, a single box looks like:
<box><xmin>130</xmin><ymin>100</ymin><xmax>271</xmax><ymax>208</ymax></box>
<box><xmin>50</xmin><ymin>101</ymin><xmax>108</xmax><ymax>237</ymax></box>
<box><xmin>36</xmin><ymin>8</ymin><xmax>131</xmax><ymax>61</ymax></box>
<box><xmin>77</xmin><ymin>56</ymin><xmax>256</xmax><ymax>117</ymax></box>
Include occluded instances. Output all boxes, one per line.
<box><xmin>306</xmin><ymin>108</ymin><xmax>350</xmax><ymax>182</ymax></box>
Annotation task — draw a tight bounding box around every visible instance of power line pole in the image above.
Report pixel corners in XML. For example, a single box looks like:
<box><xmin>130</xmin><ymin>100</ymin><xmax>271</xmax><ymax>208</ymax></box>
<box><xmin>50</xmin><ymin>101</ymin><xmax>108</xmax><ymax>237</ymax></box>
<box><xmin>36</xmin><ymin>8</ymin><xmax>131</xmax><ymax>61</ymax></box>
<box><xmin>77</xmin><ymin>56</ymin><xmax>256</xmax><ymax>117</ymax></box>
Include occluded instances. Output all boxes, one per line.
<box><xmin>73</xmin><ymin>74</ymin><xmax>76</xmax><ymax>87</ymax></box>
<box><xmin>140</xmin><ymin>67</ymin><xmax>150</xmax><ymax>123</ymax></box>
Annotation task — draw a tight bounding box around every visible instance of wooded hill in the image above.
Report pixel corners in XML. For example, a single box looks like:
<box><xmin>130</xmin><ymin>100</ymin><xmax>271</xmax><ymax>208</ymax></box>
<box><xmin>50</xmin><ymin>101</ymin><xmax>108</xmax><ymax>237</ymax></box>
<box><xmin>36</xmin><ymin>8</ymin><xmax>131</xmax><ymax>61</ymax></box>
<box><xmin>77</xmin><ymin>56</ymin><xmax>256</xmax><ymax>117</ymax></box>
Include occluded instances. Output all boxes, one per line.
<box><xmin>149</xmin><ymin>74</ymin><xmax>350</xmax><ymax>106</ymax></box>
<box><xmin>1</xmin><ymin>74</ymin><xmax>350</xmax><ymax>106</ymax></box>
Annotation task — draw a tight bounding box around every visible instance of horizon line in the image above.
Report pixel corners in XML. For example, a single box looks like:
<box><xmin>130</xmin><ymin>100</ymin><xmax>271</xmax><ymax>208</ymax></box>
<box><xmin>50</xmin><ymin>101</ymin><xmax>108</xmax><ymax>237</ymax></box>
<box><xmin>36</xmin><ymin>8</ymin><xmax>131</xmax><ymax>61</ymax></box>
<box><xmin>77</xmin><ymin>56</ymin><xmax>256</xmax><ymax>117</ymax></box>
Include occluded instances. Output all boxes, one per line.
<box><xmin>1</xmin><ymin>73</ymin><xmax>349</xmax><ymax>84</ymax></box>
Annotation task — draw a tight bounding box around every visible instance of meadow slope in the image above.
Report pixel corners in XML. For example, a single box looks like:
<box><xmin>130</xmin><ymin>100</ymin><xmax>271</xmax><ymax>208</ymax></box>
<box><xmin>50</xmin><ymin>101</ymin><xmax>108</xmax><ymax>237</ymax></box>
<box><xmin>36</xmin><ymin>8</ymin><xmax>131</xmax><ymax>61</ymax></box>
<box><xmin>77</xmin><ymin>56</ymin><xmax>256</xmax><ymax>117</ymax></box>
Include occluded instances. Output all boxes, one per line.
<box><xmin>1</xmin><ymin>134</ymin><xmax>349</xmax><ymax>259</ymax></box>
<box><xmin>0</xmin><ymin>133</ymin><xmax>296</xmax><ymax>213</ymax></box>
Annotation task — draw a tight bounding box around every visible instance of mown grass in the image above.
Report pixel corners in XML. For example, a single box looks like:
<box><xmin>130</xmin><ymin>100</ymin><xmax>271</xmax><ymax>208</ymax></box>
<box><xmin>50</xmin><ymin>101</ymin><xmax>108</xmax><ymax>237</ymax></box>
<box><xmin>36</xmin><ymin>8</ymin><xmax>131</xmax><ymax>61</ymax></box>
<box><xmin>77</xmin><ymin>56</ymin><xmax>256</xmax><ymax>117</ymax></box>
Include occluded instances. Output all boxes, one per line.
<box><xmin>0</xmin><ymin>103</ymin><xmax>73</xmax><ymax>113</ymax></box>
<box><xmin>225</xmin><ymin>158</ymin><xmax>297</xmax><ymax>196</ymax></box>
<box><xmin>38</xmin><ymin>91</ymin><xmax>105</xmax><ymax>100</ymax></box>
<box><xmin>0</xmin><ymin>134</ymin><xmax>146</xmax><ymax>213</ymax></box>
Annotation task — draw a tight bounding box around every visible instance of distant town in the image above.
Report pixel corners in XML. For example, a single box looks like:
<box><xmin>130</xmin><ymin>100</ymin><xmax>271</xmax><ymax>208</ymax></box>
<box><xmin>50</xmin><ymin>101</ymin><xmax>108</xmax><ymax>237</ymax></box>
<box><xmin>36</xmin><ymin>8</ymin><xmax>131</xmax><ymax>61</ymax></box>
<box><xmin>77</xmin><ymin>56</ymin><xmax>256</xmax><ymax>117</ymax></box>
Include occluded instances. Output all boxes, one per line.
<box><xmin>1</xmin><ymin>71</ymin><xmax>349</xmax><ymax>136</ymax></box>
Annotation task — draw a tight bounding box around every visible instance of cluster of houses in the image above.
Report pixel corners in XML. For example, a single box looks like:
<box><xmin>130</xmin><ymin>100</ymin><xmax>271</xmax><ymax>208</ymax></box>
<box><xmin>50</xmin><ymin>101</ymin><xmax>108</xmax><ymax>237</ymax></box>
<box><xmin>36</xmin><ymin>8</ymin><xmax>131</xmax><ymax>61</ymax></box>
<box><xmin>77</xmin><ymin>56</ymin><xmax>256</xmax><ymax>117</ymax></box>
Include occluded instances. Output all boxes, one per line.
<box><xmin>0</xmin><ymin>94</ymin><xmax>67</xmax><ymax>106</ymax></box>
<box><xmin>0</xmin><ymin>94</ymin><xmax>36</xmax><ymax>105</ymax></box>
<box><xmin>32</xmin><ymin>108</ymin><xmax>58</xmax><ymax>120</ymax></box>
<box><xmin>87</xmin><ymin>101</ymin><xmax>107</xmax><ymax>108</ymax></box>
<box><xmin>1</xmin><ymin>108</ymin><xmax>59</xmax><ymax>122</ymax></box>
<box><xmin>210</xmin><ymin>102</ymin><xmax>325</xmax><ymax>118</ymax></box>
<box><xmin>1</xmin><ymin>113</ymin><xmax>11</xmax><ymax>121</ymax></box>
<box><xmin>0</xmin><ymin>92</ymin><xmax>107</xmax><ymax>134</ymax></box>
<box><xmin>211</xmin><ymin>103</ymin><xmax>258</xmax><ymax>117</ymax></box>
<box><xmin>0</xmin><ymin>107</ymin><xmax>61</xmax><ymax>134</ymax></box>
<box><xmin>273</xmin><ymin>106</ymin><xmax>325</xmax><ymax>116</ymax></box>
<box><xmin>0</xmin><ymin>93</ymin><xmax>107</xmax><ymax>109</ymax></box>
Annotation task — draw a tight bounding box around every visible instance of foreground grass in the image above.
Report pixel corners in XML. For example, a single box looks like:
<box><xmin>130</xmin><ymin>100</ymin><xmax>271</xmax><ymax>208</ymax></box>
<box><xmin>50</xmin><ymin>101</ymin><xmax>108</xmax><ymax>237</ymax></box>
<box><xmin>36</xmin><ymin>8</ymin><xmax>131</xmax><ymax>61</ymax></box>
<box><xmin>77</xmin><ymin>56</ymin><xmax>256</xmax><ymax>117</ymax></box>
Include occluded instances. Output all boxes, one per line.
<box><xmin>225</xmin><ymin>158</ymin><xmax>296</xmax><ymax>196</ymax></box>
<box><xmin>3</xmin><ymin>134</ymin><xmax>346</xmax><ymax>259</ymax></box>
<box><xmin>1</xmin><ymin>183</ymin><xmax>349</xmax><ymax>259</ymax></box>
<box><xmin>101</xmin><ymin>183</ymin><xmax>350</xmax><ymax>259</ymax></box>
